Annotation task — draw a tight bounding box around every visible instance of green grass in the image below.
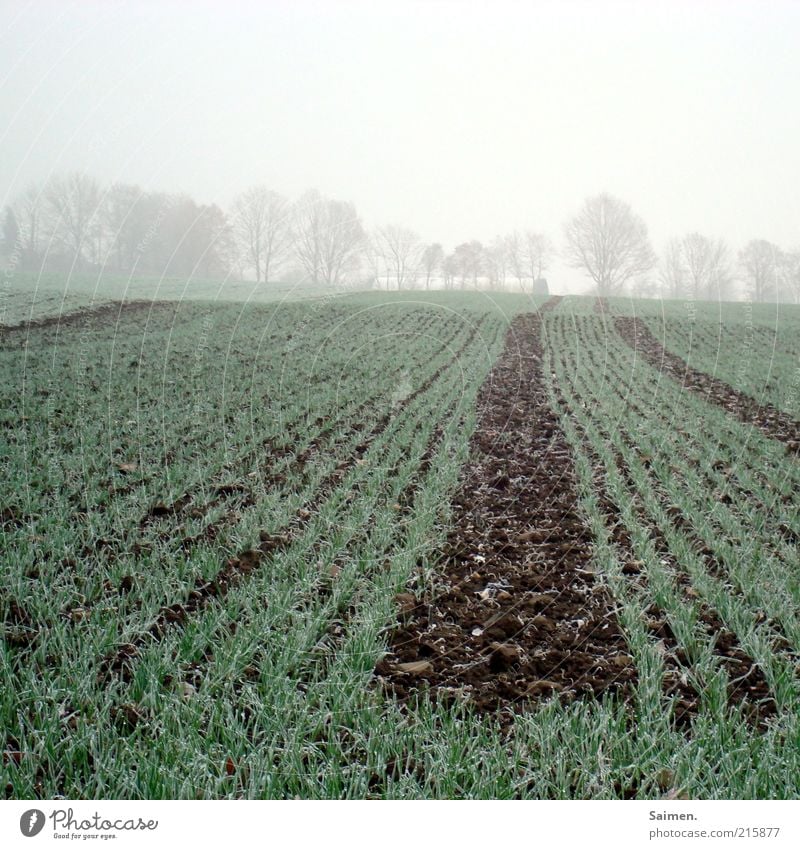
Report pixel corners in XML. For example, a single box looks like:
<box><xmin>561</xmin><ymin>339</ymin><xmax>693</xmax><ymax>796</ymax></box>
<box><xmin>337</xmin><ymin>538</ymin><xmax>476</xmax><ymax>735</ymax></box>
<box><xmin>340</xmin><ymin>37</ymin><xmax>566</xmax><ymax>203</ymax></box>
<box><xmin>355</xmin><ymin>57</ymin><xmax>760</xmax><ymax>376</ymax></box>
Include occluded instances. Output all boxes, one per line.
<box><xmin>2</xmin><ymin>283</ymin><xmax>799</xmax><ymax>798</ymax></box>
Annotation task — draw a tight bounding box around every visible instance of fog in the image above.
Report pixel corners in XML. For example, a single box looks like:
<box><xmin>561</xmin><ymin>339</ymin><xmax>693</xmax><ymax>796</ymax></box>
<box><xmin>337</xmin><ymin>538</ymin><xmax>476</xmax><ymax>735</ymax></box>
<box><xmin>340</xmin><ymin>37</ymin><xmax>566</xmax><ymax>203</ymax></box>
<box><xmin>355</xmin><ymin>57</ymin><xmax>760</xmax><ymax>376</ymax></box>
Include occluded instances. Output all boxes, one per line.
<box><xmin>1</xmin><ymin>0</ymin><xmax>799</xmax><ymax>295</ymax></box>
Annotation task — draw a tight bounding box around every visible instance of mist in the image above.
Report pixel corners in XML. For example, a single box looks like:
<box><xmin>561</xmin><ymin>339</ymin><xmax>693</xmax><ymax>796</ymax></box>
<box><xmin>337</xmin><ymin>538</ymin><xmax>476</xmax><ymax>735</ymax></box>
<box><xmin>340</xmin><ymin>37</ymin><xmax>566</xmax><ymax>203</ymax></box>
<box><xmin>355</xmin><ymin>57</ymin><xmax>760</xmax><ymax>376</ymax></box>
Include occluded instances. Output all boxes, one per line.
<box><xmin>1</xmin><ymin>0</ymin><xmax>799</xmax><ymax>295</ymax></box>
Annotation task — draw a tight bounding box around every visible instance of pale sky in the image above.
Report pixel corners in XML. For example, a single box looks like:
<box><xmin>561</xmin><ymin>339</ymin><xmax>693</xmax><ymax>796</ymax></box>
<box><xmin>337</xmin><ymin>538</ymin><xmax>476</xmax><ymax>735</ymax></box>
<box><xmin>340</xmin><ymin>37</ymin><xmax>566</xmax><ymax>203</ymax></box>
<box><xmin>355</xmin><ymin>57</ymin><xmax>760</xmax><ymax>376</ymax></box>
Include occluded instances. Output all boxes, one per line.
<box><xmin>1</xmin><ymin>0</ymin><xmax>799</xmax><ymax>293</ymax></box>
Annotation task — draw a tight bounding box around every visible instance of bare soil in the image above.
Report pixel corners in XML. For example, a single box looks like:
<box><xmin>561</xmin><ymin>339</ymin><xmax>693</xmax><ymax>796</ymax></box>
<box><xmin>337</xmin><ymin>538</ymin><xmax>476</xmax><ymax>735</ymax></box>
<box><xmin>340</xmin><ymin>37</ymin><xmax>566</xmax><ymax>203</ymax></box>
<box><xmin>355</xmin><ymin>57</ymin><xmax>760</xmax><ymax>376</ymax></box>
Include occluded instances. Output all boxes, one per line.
<box><xmin>1</xmin><ymin>300</ymin><xmax>175</xmax><ymax>334</ymax></box>
<box><xmin>375</xmin><ymin>300</ymin><xmax>636</xmax><ymax>715</ymax></box>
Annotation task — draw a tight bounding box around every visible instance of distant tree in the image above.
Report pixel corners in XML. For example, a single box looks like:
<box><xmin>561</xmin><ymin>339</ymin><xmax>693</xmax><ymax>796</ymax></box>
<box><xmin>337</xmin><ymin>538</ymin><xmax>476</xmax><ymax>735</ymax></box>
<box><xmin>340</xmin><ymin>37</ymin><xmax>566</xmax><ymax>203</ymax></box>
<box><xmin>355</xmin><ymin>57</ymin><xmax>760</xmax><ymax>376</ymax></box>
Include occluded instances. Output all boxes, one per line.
<box><xmin>129</xmin><ymin>191</ymin><xmax>172</xmax><ymax>273</ymax></box>
<box><xmin>659</xmin><ymin>237</ymin><xmax>686</xmax><ymax>299</ymax></box>
<box><xmin>504</xmin><ymin>232</ymin><xmax>525</xmax><ymax>289</ymax></box>
<box><xmin>373</xmin><ymin>225</ymin><xmax>422</xmax><ymax>290</ymax></box>
<box><xmin>631</xmin><ymin>275</ymin><xmax>659</xmax><ymax>298</ymax></box>
<box><xmin>520</xmin><ymin>231</ymin><xmax>554</xmax><ymax>291</ymax></box>
<box><xmin>442</xmin><ymin>252</ymin><xmax>457</xmax><ymax>289</ymax></box>
<box><xmin>532</xmin><ymin>277</ymin><xmax>549</xmax><ymax>296</ymax></box>
<box><xmin>563</xmin><ymin>193</ymin><xmax>655</xmax><ymax>296</ymax></box>
<box><xmin>780</xmin><ymin>250</ymin><xmax>800</xmax><ymax>304</ymax></box>
<box><xmin>45</xmin><ymin>172</ymin><xmax>103</xmax><ymax>269</ymax></box>
<box><xmin>12</xmin><ymin>182</ymin><xmax>45</xmax><ymax>269</ymax></box>
<box><xmin>452</xmin><ymin>240</ymin><xmax>483</xmax><ymax>289</ymax></box>
<box><xmin>231</xmin><ymin>186</ymin><xmax>291</xmax><ymax>283</ymax></box>
<box><xmin>682</xmin><ymin>232</ymin><xmax>732</xmax><ymax>300</ymax></box>
<box><xmin>200</xmin><ymin>203</ymin><xmax>235</xmax><ymax>276</ymax></box>
<box><xmin>102</xmin><ymin>183</ymin><xmax>149</xmax><ymax>272</ymax></box>
<box><xmin>293</xmin><ymin>190</ymin><xmax>365</xmax><ymax>286</ymax></box>
<box><xmin>155</xmin><ymin>195</ymin><xmax>232</xmax><ymax>278</ymax></box>
<box><xmin>320</xmin><ymin>199</ymin><xmax>365</xmax><ymax>286</ymax></box>
<box><xmin>739</xmin><ymin>239</ymin><xmax>782</xmax><ymax>303</ymax></box>
<box><xmin>484</xmin><ymin>237</ymin><xmax>509</xmax><ymax>290</ymax></box>
<box><xmin>2</xmin><ymin>207</ymin><xmax>20</xmax><ymax>258</ymax></box>
<box><xmin>293</xmin><ymin>190</ymin><xmax>325</xmax><ymax>284</ymax></box>
<box><xmin>657</xmin><ymin>233</ymin><xmax>733</xmax><ymax>301</ymax></box>
<box><xmin>420</xmin><ymin>242</ymin><xmax>444</xmax><ymax>289</ymax></box>
<box><xmin>362</xmin><ymin>236</ymin><xmax>384</xmax><ymax>289</ymax></box>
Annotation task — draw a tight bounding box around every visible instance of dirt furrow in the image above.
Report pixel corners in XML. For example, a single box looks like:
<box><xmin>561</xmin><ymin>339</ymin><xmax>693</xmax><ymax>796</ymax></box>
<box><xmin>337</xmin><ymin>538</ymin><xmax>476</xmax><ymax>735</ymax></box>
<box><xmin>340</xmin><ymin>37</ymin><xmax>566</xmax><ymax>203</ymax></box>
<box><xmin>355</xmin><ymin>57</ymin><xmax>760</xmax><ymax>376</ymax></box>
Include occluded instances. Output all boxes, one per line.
<box><xmin>610</xmin><ymin>309</ymin><xmax>800</xmax><ymax>453</ymax></box>
<box><xmin>375</xmin><ymin>298</ymin><xmax>636</xmax><ymax>715</ymax></box>
<box><xmin>0</xmin><ymin>300</ymin><xmax>176</xmax><ymax>334</ymax></box>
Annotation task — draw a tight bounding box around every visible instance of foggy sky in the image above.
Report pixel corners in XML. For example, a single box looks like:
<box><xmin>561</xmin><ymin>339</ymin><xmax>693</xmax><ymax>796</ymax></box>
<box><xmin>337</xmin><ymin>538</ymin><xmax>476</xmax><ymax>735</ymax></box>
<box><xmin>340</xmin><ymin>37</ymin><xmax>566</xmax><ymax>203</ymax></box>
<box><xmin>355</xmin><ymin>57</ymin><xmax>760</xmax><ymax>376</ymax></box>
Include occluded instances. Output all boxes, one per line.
<box><xmin>1</xmin><ymin>0</ymin><xmax>799</xmax><ymax>294</ymax></box>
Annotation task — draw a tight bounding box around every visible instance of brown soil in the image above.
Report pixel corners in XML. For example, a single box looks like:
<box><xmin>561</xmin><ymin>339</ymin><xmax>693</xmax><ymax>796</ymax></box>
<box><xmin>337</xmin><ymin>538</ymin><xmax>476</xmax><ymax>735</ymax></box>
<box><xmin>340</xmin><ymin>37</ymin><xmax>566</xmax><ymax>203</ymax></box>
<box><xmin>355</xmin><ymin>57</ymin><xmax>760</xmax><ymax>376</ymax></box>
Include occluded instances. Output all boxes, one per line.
<box><xmin>375</xmin><ymin>299</ymin><xmax>636</xmax><ymax>715</ymax></box>
<box><xmin>1</xmin><ymin>300</ymin><xmax>172</xmax><ymax>333</ymax></box>
<box><xmin>611</xmin><ymin>310</ymin><xmax>800</xmax><ymax>454</ymax></box>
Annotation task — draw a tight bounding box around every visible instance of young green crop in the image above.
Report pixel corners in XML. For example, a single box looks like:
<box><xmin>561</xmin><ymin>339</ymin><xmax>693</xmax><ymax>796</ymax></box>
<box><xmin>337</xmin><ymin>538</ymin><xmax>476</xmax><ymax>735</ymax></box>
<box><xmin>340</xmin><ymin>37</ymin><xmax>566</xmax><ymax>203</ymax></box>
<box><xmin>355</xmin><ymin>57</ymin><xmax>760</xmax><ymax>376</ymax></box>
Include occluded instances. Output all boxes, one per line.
<box><xmin>3</xmin><ymin>288</ymin><xmax>800</xmax><ymax>799</ymax></box>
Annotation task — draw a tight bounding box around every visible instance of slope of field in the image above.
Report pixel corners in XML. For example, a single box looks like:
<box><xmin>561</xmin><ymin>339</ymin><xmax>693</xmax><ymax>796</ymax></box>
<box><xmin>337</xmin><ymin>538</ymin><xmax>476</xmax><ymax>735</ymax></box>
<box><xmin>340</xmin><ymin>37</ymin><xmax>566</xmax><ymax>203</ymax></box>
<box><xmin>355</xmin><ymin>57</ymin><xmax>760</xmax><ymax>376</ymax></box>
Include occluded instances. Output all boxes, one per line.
<box><xmin>604</xmin><ymin>296</ymin><xmax>800</xmax><ymax>419</ymax></box>
<box><xmin>1</xmin><ymin>285</ymin><xmax>114</xmax><ymax>327</ymax></box>
<box><xmin>1</xmin><ymin>272</ymin><xmax>374</xmax><ymax>328</ymax></box>
<box><xmin>2</xmin><ymin>290</ymin><xmax>799</xmax><ymax>799</ymax></box>
<box><xmin>612</xmin><ymin>313</ymin><xmax>800</xmax><ymax>452</ymax></box>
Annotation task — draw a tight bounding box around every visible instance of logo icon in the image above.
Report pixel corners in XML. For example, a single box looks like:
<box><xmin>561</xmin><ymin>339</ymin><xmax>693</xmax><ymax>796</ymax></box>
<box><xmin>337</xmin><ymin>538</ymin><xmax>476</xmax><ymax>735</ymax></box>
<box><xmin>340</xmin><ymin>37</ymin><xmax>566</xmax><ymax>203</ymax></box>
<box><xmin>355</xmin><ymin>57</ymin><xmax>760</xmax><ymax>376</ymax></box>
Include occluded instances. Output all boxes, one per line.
<box><xmin>20</xmin><ymin>810</ymin><xmax>45</xmax><ymax>837</ymax></box>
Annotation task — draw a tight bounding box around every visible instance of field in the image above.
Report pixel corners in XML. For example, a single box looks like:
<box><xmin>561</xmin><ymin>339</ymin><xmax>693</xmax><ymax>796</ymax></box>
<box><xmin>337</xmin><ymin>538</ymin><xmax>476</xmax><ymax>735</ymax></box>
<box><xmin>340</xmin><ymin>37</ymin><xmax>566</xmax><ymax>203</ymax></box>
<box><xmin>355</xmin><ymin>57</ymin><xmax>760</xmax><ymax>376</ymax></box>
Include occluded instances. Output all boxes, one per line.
<box><xmin>1</xmin><ymin>284</ymin><xmax>799</xmax><ymax>799</ymax></box>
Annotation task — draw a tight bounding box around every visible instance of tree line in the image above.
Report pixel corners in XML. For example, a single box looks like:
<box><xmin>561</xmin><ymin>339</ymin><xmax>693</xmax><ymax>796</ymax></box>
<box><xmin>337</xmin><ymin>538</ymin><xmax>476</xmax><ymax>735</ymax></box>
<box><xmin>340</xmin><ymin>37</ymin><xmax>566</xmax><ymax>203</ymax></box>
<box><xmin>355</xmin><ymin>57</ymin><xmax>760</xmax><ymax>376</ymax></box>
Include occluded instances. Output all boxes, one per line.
<box><xmin>0</xmin><ymin>174</ymin><xmax>553</xmax><ymax>293</ymax></box>
<box><xmin>2</xmin><ymin>174</ymin><xmax>798</xmax><ymax>302</ymax></box>
<box><xmin>563</xmin><ymin>193</ymin><xmax>800</xmax><ymax>303</ymax></box>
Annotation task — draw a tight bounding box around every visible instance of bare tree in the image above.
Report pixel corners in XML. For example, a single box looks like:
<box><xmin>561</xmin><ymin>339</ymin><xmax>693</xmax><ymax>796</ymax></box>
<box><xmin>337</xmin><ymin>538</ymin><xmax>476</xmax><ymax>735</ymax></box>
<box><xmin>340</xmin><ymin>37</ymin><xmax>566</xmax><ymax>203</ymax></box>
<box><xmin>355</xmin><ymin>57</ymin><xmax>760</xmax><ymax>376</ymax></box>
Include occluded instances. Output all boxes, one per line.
<box><xmin>452</xmin><ymin>240</ymin><xmax>483</xmax><ymax>289</ymax></box>
<box><xmin>521</xmin><ymin>231</ymin><xmax>554</xmax><ymax>291</ymax></box>
<box><xmin>739</xmin><ymin>239</ymin><xmax>782</xmax><ymax>303</ymax></box>
<box><xmin>11</xmin><ymin>182</ymin><xmax>46</xmax><ymax>269</ymax></box>
<box><xmin>102</xmin><ymin>183</ymin><xmax>149</xmax><ymax>272</ymax></box>
<box><xmin>442</xmin><ymin>252</ymin><xmax>457</xmax><ymax>289</ymax></box>
<box><xmin>420</xmin><ymin>242</ymin><xmax>444</xmax><ymax>289</ymax></box>
<box><xmin>293</xmin><ymin>189</ymin><xmax>325</xmax><ymax>284</ymax></box>
<box><xmin>231</xmin><ymin>186</ymin><xmax>291</xmax><ymax>283</ymax></box>
<box><xmin>682</xmin><ymin>232</ymin><xmax>732</xmax><ymax>300</ymax></box>
<box><xmin>2</xmin><ymin>207</ymin><xmax>20</xmax><ymax>258</ymax></box>
<box><xmin>505</xmin><ymin>232</ymin><xmax>525</xmax><ymax>290</ymax></box>
<box><xmin>293</xmin><ymin>190</ymin><xmax>365</xmax><ymax>286</ymax></box>
<box><xmin>659</xmin><ymin>237</ymin><xmax>686</xmax><ymax>299</ymax></box>
<box><xmin>707</xmin><ymin>242</ymin><xmax>733</xmax><ymax>300</ymax></box>
<box><xmin>319</xmin><ymin>199</ymin><xmax>365</xmax><ymax>286</ymax></box>
<box><xmin>45</xmin><ymin>172</ymin><xmax>103</xmax><ymax>268</ymax></box>
<box><xmin>631</xmin><ymin>275</ymin><xmax>659</xmax><ymax>298</ymax></box>
<box><xmin>780</xmin><ymin>249</ymin><xmax>800</xmax><ymax>304</ymax></box>
<box><xmin>362</xmin><ymin>235</ymin><xmax>385</xmax><ymax>289</ymax></box>
<box><xmin>563</xmin><ymin>193</ymin><xmax>655</xmax><ymax>295</ymax></box>
<box><xmin>373</xmin><ymin>224</ymin><xmax>422</xmax><ymax>290</ymax></box>
<box><xmin>484</xmin><ymin>236</ymin><xmax>509</xmax><ymax>290</ymax></box>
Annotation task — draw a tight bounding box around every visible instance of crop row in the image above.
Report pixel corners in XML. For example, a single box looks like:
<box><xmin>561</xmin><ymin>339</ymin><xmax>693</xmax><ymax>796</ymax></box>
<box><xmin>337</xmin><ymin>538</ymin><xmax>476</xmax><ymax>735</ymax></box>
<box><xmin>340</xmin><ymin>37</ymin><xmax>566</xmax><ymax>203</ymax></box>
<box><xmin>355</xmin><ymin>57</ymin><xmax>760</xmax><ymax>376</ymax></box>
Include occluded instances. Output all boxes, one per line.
<box><xmin>1</xmin><ymin>298</ymin><xmax>507</xmax><ymax>797</ymax></box>
<box><xmin>545</xmin><ymin>312</ymin><xmax>799</xmax><ymax>728</ymax></box>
